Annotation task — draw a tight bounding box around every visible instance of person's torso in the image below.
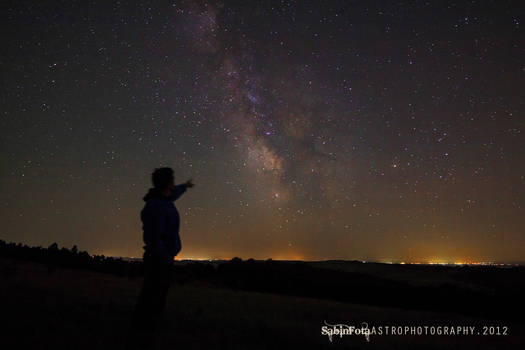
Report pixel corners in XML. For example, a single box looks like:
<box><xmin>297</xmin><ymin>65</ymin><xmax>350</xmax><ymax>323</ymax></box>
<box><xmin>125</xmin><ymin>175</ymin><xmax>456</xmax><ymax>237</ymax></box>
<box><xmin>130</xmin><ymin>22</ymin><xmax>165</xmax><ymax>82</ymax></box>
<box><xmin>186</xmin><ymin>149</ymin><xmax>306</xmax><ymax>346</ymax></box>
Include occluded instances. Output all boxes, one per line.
<box><xmin>163</xmin><ymin>202</ymin><xmax>180</xmax><ymax>240</ymax></box>
<box><xmin>142</xmin><ymin>198</ymin><xmax>181</xmax><ymax>253</ymax></box>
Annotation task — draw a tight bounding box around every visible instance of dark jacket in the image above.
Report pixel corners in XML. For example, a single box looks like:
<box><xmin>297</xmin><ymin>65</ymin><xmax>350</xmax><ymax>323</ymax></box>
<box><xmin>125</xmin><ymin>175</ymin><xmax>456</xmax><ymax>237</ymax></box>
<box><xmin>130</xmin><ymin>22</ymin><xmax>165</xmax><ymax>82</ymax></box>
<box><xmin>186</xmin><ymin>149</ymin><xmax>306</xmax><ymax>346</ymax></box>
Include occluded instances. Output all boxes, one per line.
<box><xmin>141</xmin><ymin>184</ymin><xmax>188</xmax><ymax>264</ymax></box>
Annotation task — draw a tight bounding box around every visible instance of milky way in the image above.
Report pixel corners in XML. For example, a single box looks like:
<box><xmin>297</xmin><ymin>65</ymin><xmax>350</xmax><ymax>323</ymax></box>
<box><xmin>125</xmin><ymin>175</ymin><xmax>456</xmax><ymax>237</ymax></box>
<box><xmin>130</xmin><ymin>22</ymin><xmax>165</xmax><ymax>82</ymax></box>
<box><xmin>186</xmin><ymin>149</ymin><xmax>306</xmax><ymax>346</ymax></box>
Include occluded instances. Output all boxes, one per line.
<box><xmin>1</xmin><ymin>1</ymin><xmax>524</xmax><ymax>262</ymax></box>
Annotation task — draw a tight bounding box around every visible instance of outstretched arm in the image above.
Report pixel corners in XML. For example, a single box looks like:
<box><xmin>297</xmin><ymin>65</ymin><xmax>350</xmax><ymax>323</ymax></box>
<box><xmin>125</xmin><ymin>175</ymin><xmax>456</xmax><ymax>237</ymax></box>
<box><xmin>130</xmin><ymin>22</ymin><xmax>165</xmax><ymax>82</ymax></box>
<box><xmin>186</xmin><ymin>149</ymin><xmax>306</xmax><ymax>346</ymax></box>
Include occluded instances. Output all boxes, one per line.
<box><xmin>168</xmin><ymin>184</ymin><xmax>187</xmax><ymax>201</ymax></box>
<box><xmin>167</xmin><ymin>179</ymin><xmax>195</xmax><ymax>201</ymax></box>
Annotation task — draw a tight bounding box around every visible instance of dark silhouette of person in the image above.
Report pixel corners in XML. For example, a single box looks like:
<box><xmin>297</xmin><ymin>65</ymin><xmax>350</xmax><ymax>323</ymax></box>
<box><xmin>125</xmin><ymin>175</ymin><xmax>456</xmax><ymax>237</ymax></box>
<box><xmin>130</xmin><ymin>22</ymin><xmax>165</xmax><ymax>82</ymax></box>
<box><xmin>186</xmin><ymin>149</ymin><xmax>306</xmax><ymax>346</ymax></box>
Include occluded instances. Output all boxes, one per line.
<box><xmin>126</xmin><ymin>167</ymin><xmax>194</xmax><ymax>350</ymax></box>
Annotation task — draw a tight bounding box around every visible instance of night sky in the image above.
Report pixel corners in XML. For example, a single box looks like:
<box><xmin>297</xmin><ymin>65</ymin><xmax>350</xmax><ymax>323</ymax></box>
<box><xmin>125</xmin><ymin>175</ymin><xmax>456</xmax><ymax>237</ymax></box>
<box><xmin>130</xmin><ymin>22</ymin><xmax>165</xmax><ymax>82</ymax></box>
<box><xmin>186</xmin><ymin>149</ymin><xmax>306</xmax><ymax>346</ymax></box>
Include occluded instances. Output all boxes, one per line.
<box><xmin>2</xmin><ymin>1</ymin><xmax>524</xmax><ymax>263</ymax></box>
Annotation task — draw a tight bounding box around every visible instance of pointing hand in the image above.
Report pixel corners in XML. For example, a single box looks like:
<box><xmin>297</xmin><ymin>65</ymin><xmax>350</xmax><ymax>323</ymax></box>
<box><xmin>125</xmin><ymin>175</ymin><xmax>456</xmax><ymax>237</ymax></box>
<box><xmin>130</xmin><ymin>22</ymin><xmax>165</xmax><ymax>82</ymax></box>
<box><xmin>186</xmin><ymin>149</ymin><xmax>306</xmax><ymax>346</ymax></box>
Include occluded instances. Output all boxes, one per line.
<box><xmin>185</xmin><ymin>179</ymin><xmax>195</xmax><ymax>188</ymax></box>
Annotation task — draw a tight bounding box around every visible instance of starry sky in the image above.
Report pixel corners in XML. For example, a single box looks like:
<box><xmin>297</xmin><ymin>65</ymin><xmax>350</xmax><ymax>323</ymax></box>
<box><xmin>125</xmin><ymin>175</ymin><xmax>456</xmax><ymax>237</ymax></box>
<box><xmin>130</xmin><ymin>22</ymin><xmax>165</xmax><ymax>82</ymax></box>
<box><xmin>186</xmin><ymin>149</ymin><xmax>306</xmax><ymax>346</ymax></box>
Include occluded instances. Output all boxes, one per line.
<box><xmin>1</xmin><ymin>0</ymin><xmax>524</xmax><ymax>263</ymax></box>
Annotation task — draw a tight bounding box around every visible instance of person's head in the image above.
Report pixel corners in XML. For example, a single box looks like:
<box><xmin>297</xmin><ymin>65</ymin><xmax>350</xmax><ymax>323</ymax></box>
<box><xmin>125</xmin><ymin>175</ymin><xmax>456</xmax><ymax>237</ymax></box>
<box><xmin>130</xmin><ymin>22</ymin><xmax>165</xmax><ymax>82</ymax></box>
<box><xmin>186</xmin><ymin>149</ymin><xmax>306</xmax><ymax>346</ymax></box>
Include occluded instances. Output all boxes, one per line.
<box><xmin>151</xmin><ymin>167</ymin><xmax>175</xmax><ymax>191</ymax></box>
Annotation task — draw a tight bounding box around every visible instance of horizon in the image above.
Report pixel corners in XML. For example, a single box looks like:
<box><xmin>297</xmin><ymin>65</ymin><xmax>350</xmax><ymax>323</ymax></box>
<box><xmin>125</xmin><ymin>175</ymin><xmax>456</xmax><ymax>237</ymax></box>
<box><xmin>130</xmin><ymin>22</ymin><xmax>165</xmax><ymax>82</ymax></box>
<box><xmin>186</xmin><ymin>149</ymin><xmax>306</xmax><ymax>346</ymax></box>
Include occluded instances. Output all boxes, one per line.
<box><xmin>4</xmin><ymin>237</ymin><xmax>524</xmax><ymax>266</ymax></box>
<box><xmin>122</xmin><ymin>256</ymin><xmax>525</xmax><ymax>266</ymax></box>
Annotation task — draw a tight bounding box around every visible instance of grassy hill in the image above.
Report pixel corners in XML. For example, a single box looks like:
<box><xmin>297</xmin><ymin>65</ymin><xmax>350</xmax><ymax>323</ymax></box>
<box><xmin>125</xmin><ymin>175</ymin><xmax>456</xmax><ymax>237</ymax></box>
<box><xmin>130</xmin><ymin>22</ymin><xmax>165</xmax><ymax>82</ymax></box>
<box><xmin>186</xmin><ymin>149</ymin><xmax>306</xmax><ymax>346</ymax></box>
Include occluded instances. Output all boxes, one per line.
<box><xmin>1</xmin><ymin>256</ymin><xmax>523</xmax><ymax>349</ymax></box>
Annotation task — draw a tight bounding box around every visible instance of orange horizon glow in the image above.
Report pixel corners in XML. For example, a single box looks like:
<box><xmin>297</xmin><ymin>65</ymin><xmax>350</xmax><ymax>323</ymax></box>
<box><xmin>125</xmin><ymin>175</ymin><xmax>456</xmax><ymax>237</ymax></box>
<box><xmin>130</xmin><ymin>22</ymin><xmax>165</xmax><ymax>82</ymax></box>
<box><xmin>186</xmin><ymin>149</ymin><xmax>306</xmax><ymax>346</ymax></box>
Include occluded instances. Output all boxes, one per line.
<box><xmin>66</xmin><ymin>243</ymin><xmax>523</xmax><ymax>265</ymax></box>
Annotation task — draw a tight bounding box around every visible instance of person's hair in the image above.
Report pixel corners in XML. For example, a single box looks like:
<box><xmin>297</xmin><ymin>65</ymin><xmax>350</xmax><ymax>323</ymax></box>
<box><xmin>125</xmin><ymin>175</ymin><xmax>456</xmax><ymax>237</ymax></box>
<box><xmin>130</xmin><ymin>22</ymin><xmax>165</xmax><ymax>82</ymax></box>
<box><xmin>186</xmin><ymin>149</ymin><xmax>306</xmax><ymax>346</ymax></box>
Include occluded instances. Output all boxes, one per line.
<box><xmin>151</xmin><ymin>167</ymin><xmax>174</xmax><ymax>189</ymax></box>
